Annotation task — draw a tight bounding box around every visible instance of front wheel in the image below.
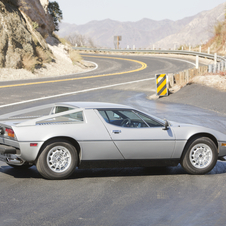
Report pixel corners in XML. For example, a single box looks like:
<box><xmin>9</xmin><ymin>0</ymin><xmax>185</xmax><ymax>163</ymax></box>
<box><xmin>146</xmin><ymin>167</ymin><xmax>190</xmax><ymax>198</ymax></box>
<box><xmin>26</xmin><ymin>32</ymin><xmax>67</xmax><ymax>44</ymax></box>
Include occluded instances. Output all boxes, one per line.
<box><xmin>36</xmin><ymin>139</ymin><xmax>78</xmax><ymax>180</ymax></box>
<box><xmin>181</xmin><ymin>137</ymin><xmax>218</xmax><ymax>175</ymax></box>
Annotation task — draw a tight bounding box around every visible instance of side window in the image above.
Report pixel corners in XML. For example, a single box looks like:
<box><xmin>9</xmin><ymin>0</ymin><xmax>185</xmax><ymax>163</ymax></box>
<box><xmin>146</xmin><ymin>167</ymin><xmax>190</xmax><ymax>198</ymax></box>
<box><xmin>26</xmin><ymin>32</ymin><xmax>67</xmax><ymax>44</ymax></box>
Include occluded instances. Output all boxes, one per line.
<box><xmin>37</xmin><ymin>111</ymin><xmax>84</xmax><ymax>124</ymax></box>
<box><xmin>105</xmin><ymin>111</ymin><xmax>123</xmax><ymax>121</ymax></box>
<box><xmin>98</xmin><ymin>110</ymin><xmax>148</xmax><ymax>128</ymax></box>
<box><xmin>99</xmin><ymin>111</ymin><xmax>109</xmax><ymax>122</ymax></box>
<box><xmin>136</xmin><ymin>112</ymin><xmax>162</xmax><ymax>127</ymax></box>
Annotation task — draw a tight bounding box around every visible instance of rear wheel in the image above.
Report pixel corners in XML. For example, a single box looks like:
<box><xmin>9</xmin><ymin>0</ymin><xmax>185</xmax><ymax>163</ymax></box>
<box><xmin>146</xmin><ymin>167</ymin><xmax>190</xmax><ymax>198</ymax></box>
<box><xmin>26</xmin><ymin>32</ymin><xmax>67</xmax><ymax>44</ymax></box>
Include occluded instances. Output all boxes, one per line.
<box><xmin>36</xmin><ymin>139</ymin><xmax>78</xmax><ymax>180</ymax></box>
<box><xmin>181</xmin><ymin>137</ymin><xmax>218</xmax><ymax>175</ymax></box>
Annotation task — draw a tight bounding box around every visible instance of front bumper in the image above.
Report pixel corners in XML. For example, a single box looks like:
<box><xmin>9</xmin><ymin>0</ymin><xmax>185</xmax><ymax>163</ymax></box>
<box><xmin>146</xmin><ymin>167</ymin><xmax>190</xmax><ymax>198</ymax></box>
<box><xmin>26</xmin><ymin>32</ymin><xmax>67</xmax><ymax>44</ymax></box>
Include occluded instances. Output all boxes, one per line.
<box><xmin>218</xmin><ymin>142</ymin><xmax>226</xmax><ymax>157</ymax></box>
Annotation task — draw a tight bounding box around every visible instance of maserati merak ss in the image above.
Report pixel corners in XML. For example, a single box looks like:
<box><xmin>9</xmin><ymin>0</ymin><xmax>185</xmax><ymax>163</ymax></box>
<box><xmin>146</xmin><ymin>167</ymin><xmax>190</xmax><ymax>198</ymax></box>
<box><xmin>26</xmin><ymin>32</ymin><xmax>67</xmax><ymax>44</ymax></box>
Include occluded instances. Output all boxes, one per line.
<box><xmin>0</xmin><ymin>102</ymin><xmax>226</xmax><ymax>179</ymax></box>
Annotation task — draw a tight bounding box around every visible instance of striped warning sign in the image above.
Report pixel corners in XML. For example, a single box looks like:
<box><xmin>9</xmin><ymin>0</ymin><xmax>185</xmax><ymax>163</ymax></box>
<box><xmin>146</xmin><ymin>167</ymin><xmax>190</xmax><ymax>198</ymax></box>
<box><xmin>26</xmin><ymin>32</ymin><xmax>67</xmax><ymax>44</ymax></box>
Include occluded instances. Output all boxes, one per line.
<box><xmin>155</xmin><ymin>74</ymin><xmax>168</xmax><ymax>96</ymax></box>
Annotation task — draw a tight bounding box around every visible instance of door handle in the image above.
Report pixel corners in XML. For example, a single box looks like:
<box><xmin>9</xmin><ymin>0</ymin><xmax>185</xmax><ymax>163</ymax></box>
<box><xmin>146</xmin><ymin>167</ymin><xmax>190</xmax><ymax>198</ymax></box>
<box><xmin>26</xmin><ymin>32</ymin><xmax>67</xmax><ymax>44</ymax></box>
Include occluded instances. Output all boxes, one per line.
<box><xmin>112</xmin><ymin>130</ymin><xmax>121</xmax><ymax>134</ymax></box>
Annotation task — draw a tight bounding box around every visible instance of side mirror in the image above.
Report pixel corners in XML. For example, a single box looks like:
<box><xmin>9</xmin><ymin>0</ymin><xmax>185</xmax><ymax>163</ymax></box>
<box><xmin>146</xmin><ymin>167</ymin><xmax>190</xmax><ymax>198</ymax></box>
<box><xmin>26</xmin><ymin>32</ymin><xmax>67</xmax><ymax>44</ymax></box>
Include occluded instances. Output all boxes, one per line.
<box><xmin>163</xmin><ymin>120</ymin><xmax>169</xmax><ymax>130</ymax></box>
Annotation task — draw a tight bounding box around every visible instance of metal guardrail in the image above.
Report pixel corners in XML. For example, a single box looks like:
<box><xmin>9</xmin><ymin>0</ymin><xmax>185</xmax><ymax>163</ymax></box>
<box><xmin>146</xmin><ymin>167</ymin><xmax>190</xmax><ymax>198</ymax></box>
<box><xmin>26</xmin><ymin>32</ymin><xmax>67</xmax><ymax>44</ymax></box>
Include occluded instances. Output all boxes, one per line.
<box><xmin>74</xmin><ymin>47</ymin><xmax>225</xmax><ymax>61</ymax></box>
<box><xmin>73</xmin><ymin>47</ymin><xmax>226</xmax><ymax>73</ymax></box>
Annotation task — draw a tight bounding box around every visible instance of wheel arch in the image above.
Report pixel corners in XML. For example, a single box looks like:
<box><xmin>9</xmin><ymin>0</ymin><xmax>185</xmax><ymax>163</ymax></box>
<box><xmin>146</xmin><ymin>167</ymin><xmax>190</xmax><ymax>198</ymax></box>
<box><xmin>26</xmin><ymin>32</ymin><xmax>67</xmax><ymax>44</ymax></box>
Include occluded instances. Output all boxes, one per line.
<box><xmin>180</xmin><ymin>133</ymin><xmax>218</xmax><ymax>161</ymax></box>
<box><xmin>35</xmin><ymin>136</ymin><xmax>81</xmax><ymax>162</ymax></box>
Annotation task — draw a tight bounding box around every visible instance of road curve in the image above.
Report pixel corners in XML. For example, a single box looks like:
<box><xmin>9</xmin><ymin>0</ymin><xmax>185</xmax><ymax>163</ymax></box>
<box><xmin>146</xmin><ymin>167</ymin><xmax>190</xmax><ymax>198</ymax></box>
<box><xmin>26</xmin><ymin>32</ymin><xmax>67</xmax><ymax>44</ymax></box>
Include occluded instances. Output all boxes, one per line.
<box><xmin>0</xmin><ymin>53</ymin><xmax>194</xmax><ymax>112</ymax></box>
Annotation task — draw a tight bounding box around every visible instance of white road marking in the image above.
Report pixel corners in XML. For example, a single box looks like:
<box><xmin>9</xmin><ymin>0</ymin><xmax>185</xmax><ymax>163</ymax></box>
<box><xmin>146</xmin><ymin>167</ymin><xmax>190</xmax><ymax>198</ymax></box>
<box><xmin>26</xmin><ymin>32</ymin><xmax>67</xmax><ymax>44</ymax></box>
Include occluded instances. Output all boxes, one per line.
<box><xmin>0</xmin><ymin>78</ymin><xmax>155</xmax><ymax>108</ymax></box>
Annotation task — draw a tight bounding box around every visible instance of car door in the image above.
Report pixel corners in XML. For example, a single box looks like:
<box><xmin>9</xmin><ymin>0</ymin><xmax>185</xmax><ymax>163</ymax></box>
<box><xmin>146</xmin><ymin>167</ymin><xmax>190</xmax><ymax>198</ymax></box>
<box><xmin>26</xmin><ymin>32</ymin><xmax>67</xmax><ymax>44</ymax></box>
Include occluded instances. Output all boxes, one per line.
<box><xmin>97</xmin><ymin>109</ymin><xmax>176</xmax><ymax>159</ymax></box>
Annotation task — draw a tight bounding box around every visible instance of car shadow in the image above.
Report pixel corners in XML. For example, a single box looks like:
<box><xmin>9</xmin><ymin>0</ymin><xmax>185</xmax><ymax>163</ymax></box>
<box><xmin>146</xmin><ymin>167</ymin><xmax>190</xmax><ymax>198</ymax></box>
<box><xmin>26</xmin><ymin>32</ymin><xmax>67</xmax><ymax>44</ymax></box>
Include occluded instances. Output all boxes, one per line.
<box><xmin>72</xmin><ymin>161</ymin><xmax>226</xmax><ymax>179</ymax></box>
<box><xmin>1</xmin><ymin>161</ymin><xmax>226</xmax><ymax>180</ymax></box>
<box><xmin>0</xmin><ymin>165</ymin><xmax>42</xmax><ymax>178</ymax></box>
<box><xmin>0</xmin><ymin>161</ymin><xmax>226</xmax><ymax>179</ymax></box>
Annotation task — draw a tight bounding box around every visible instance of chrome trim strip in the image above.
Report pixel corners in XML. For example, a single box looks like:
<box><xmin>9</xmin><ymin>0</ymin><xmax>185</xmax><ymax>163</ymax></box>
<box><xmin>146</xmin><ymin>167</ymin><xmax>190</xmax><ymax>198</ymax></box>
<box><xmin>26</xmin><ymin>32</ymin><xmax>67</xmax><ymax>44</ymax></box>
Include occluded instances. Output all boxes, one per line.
<box><xmin>78</xmin><ymin>139</ymin><xmax>186</xmax><ymax>142</ymax></box>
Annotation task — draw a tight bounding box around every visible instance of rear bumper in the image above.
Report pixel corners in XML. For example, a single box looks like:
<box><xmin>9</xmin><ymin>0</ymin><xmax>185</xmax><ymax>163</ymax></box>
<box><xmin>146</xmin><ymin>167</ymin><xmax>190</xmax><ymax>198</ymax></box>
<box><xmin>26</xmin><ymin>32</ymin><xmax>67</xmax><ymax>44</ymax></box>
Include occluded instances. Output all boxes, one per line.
<box><xmin>0</xmin><ymin>144</ymin><xmax>24</xmax><ymax>165</ymax></box>
<box><xmin>0</xmin><ymin>144</ymin><xmax>19</xmax><ymax>154</ymax></box>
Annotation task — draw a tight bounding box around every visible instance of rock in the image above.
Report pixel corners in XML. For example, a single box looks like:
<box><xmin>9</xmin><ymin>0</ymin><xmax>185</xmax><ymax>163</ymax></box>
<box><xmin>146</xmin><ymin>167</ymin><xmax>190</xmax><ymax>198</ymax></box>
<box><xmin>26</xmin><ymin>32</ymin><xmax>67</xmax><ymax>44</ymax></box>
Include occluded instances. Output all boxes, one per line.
<box><xmin>0</xmin><ymin>1</ymin><xmax>35</xmax><ymax>68</ymax></box>
<box><xmin>16</xmin><ymin>0</ymin><xmax>55</xmax><ymax>38</ymax></box>
<box><xmin>40</xmin><ymin>0</ymin><xmax>48</xmax><ymax>14</ymax></box>
<box><xmin>0</xmin><ymin>0</ymin><xmax>53</xmax><ymax>69</ymax></box>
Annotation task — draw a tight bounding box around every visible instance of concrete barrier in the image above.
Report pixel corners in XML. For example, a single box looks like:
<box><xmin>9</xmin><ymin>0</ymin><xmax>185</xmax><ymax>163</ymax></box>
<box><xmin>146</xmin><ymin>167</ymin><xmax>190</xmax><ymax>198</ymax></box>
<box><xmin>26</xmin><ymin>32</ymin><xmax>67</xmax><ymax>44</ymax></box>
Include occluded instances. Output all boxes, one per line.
<box><xmin>169</xmin><ymin>65</ymin><xmax>208</xmax><ymax>86</ymax></box>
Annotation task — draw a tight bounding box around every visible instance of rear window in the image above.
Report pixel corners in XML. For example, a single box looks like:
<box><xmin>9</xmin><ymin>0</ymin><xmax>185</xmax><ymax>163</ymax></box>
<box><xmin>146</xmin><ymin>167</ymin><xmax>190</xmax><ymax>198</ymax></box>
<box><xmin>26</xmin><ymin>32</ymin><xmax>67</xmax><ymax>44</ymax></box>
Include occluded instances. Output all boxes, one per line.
<box><xmin>37</xmin><ymin>111</ymin><xmax>84</xmax><ymax>125</ymax></box>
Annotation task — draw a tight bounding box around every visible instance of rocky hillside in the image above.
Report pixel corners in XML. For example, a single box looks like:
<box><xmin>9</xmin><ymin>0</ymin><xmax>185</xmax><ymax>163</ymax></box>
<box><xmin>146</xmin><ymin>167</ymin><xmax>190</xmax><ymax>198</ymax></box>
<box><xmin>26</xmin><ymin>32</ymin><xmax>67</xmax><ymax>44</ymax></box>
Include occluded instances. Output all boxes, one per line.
<box><xmin>57</xmin><ymin>2</ymin><xmax>225</xmax><ymax>49</ymax></box>
<box><xmin>0</xmin><ymin>0</ymin><xmax>54</xmax><ymax>69</ymax></box>
<box><xmin>202</xmin><ymin>14</ymin><xmax>226</xmax><ymax>53</ymax></box>
<box><xmin>155</xmin><ymin>2</ymin><xmax>226</xmax><ymax>49</ymax></box>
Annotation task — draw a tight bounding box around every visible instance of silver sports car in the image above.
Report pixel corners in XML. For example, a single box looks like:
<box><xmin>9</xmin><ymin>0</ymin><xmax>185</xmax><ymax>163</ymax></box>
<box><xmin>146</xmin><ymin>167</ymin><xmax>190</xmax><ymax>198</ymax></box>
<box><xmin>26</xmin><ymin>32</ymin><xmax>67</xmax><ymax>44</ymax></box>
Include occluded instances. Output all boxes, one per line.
<box><xmin>0</xmin><ymin>102</ymin><xmax>226</xmax><ymax>179</ymax></box>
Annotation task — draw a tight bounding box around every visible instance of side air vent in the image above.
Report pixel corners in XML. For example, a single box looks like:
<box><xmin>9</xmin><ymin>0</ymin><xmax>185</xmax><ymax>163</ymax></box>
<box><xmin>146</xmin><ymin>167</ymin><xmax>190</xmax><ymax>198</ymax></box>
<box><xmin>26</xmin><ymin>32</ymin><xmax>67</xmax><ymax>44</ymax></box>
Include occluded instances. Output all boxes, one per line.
<box><xmin>36</xmin><ymin>122</ymin><xmax>74</xmax><ymax>126</ymax></box>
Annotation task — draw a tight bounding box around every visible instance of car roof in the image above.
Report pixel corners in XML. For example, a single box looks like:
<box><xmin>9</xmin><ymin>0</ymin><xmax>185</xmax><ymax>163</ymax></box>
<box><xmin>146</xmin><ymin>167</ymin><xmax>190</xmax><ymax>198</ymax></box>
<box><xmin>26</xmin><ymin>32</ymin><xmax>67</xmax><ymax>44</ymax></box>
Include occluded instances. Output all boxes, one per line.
<box><xmin>56</xmin><ymin>102</ymin><xmax>131</xmax><ymax>109</ymax></box>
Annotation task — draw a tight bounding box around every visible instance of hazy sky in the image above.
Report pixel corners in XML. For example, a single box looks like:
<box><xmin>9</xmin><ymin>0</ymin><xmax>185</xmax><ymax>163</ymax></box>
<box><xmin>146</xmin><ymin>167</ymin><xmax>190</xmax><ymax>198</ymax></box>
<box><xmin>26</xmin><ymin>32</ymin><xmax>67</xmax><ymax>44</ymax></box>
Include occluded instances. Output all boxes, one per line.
<box><xmin>56</xmin><ymin>0</ymin><xmax>226</xmax><ymax>25</ymax></box>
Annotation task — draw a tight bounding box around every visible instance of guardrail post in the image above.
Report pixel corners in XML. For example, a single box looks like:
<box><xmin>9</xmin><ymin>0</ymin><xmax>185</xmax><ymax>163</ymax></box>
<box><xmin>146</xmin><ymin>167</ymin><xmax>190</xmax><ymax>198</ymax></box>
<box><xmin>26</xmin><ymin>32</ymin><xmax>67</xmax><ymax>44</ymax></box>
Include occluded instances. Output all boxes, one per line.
<box><xmin>213</xmin><ymin>64</ymin><xmax>217</xmax><ymax>73</ymax></box>
<box><xmin>196</xmin><ymin>55</ymin><xmax>199</xmax><ymax>69</ymax></box>
<box><xmin>133</xmin><ymin>45</ymin><xmax>135</xmax><ymax>50</ymax></box>
<box><xmin>199</xmin><ymin>46</ymin><xmax>202</xmax><ymax>53</ymax></box>
<box><xmin>217</xmin><ymin>63</ymin><xmax>221</xmax><ymax>73</ymax></box>
<box><xmin>214</xmin><ymin>53</ymin><xmax>217</xmax><ymax>65</ymax></box>
<box><xmin>221</xmin><ymin>61</ymin><xmax>224</xmax><ymax>71</ymax></box>
<box><xmin>153</xmin><ymin>45</ymin><xmax>155</xmax><ymax>50</ymax></box>
<box><xmin>127</xmin><ymin>45</ymin><xmax>129</xmax><ymax>49</ymax></box>
<box><xmin>189</xmin><ymin>46</ymin><xmax>191</xmax><ymax>51</ymax></box>
<box><xmin>208</xmin><ymin>47</ymin><xmax>210</xmax><ymax>54</ymax></box>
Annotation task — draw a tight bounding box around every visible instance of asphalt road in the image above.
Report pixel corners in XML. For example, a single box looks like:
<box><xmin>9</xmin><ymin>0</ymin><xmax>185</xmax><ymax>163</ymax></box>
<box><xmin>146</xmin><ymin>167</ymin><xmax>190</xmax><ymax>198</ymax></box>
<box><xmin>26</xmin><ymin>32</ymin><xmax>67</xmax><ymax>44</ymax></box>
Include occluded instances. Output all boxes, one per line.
<box><xmin>0</xmin><ymin>54</ymin><xmax>225</xmax><ymax>226</ymax></box>
<box><xmin>0</xmin><ymin>54</ymin><xmax>194</xmax><ymax>112</ymax></box>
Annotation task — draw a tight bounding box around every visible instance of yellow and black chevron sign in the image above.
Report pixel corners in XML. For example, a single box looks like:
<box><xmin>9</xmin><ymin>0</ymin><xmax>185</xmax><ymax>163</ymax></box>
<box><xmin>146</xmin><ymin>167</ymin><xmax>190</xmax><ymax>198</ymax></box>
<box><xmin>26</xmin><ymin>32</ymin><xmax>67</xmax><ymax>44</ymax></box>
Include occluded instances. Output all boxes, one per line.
<box><xmin>155</xmin><ymin>74</ymin><xmax>168</xmax><ymax>96</ymax></box>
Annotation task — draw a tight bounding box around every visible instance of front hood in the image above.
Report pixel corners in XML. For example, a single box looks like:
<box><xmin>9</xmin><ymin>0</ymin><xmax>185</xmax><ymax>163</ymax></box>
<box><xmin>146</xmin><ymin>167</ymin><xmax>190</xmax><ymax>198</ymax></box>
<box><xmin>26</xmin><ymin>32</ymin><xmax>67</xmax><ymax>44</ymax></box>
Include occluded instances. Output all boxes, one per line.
<box><xmin>169</xmin><ymin>120</ymin><xmax>226</xmax><ymax>141</ymax></box>
<box><xmin>169</xmin><ymin>121</ymin><xmax>199</xmax><ymax>128</ymax></box>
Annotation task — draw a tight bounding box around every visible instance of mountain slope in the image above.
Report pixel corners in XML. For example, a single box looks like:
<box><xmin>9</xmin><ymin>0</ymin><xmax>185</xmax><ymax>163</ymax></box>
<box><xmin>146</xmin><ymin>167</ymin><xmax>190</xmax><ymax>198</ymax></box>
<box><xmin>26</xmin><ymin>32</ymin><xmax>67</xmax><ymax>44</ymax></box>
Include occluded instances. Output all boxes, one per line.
<box><xmin>57</xmin><ymin>2</ymin><xmax>225</xmax><ymax>49</ymax></box>
<box><xmin>57</xmin><ymin>16</ymin><xmax>196</xmax><ymax>48</ymax></box>
<box><xmin>154</xmin><ymin>2</ymin><xmax>226</xmax><ymax>49</ymax></box>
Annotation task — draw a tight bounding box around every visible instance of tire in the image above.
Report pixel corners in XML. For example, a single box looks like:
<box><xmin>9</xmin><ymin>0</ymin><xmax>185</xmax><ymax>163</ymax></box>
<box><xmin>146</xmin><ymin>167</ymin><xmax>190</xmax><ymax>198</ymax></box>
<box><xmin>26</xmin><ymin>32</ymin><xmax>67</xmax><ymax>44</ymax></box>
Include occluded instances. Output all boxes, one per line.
<box><xmin>7</xmin><ymin>162</ymin><xmax>33</xmax><ymax>169</ymax></box>
<box><xmin>36</xmin><ymin>139</ymin><xmax>78</xmax><ymax>180</ymax></box>
<box><xmin>181</xmin><ymin>137</ymin><xmax>218</xmax><ymax>175</ymax></box>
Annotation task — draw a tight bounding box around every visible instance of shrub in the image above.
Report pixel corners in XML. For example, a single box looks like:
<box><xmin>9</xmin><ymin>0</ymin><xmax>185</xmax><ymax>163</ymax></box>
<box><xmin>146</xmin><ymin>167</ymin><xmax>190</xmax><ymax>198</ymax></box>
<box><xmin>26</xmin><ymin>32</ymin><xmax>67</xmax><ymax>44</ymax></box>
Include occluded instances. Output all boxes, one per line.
<box><xmin>59</xmin><ymin>38</ymin><xmax>71</xmax><ymax>46</ymax></box>
<box><xmin>69</xmin><ymin>49</ymin><xmax>83</xmax><ymax>64</ymax></box>
<box><xmin>35</xmin><ymin>46</ymin><xmax>52</xmax><ymax>64</ymax></box>
<box><xmin>32</xmin><ymin>21</ymin><xmax>39</xmax><ymax>30</ymax></box>
<box><xmin>22</xmin><ymin>54</ymin><xmax>38</xmax><ymax>72</ymax></box>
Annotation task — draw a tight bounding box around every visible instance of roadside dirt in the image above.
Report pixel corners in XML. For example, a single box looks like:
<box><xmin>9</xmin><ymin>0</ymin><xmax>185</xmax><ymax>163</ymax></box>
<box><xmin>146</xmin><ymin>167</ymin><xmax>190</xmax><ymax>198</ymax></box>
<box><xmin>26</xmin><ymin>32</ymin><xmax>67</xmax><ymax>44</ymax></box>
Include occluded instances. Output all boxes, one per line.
<box><xmin>191</xmin><ymin>74</ymin><xmax>226</xmax><ymax>91</ymax></box>
<box><xmin>0</xmin><ymin>43</ymin><xmax>95</xmax><ymax>82</ymax></box>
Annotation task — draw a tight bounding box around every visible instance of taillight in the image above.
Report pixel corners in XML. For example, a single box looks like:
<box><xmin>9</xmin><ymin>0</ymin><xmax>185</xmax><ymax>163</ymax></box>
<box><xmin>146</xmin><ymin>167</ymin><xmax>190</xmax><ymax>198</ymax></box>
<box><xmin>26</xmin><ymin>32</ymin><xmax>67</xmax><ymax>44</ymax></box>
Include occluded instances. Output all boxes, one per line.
<box><xmin>5</xmin><ymin>128</ymin><xmax>15</xmax><ymax>138</ymax></box>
